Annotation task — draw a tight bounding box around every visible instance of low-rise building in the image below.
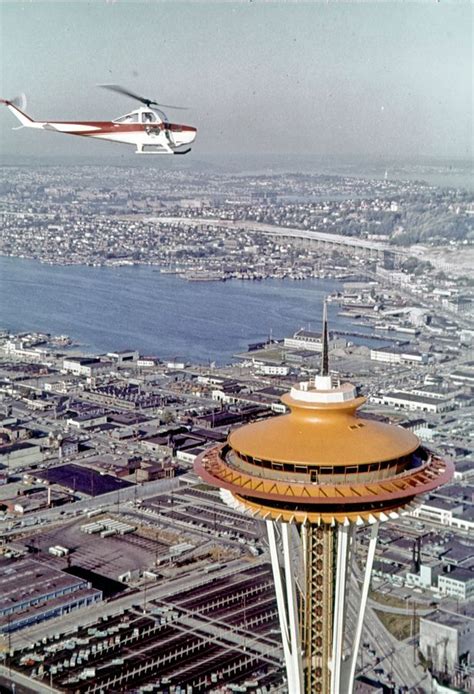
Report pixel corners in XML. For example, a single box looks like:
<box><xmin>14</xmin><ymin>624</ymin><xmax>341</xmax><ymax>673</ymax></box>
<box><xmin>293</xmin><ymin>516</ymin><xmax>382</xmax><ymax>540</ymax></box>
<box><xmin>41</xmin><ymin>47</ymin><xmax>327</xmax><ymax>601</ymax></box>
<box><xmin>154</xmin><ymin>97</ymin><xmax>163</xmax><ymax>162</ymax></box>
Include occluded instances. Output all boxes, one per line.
<box><xmin>63</xmin><ymin>357</ymin><xmax>112</xmax><ymax>377</ymax></box>
<box><xmin>0</xmin><ymin>441</ymin><xmax>43</xmax><ymax>468</ymax></box>
<box><xmin>107</xmin><ymin>349</ymin><xmax>139</xmax><ymax>365</ymax></box>
<box><xmin>370</xmin><ymin>345</ymin><xmax>428</xmax><ymax>365</ymax></box>
<box><xmin>67</xmin><ymin>412</ymin><xmax>108</xmax><ymax>429</ymax></box>
<box><xmin>354</xmin><ymin>676</ymin><xmax>384</xmax><ymax>693</ymax></box>
<box><xmin>0</xmin><ymin>558</ymin><xmax>102</xmax><ymax>633</ymax></box>
<box><xmin>59</xmin><ymin>436</ymin><xmax>80</xmax><ymax>458</ymax></box>
<box><xmin>420</xmin><ymin>610</ymin><xmax>473</xmax><ymax>677</ymax></box>
<box><xmin>259</xmin><ymin>364</ymin><xmax>290</xmax><ymax>376</ymax></box>
<box><xmin>137</xmin><ymin>356</ymin><xmax>160</xmax><ymax>367</ymax></box>
<box><xmin>410</xmin><ymin>497</ymin><xmax>474</xmax><ymax>532</ymax></box>
<box><xmin>372</xmin><ymin>391</ymin><xmax>454</xmax><ymax>413</ymax></box>
<box><xmin>438</xmin><ymin>569</ymin><xmax>474</xmax><ymax>601</ymax></box>
<box><xmin>284</xmin><ymin>329</ymin><xmax>345</xmax><ymax>353</ymax></box>
<box><xmin>135</xmin><ymin>460</ymin><xmax>175</xmax><ymax>482</ymax></box>
<box><xmin>450</xmin><ymin>370</ymin><xmax>474</xmax><ymax>386</ymax></box>
<box><xmin>411</xmin><ymin>498</ymin><xmax>463</xmax><ymax>525</ymax></box>
<box><xmin>406</xmin><ymin>561</ymin><xmax>442</xmax><ymax>590</ymax></box>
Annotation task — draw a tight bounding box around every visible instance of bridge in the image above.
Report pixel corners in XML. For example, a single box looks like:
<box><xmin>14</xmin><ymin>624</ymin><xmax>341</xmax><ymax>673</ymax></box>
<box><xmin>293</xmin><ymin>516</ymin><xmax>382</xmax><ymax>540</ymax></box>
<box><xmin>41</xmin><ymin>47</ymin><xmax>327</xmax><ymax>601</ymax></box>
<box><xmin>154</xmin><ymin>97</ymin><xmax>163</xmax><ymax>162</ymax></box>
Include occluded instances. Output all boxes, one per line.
<box><xmin>151</xmin><ymin>216</ymin><xmax>403</xmax><ymax>260</ymax></box>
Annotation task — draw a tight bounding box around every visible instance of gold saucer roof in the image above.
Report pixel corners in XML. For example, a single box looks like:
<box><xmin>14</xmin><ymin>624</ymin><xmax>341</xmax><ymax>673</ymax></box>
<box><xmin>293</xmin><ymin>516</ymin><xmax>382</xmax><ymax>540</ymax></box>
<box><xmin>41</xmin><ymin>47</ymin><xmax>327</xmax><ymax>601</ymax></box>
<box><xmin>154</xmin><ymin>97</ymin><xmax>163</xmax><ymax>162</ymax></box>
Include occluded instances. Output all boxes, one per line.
<box><xmin>229</xmin><ymin>394</ymin><xmax>419</xmax><ymax>467</ymax></box>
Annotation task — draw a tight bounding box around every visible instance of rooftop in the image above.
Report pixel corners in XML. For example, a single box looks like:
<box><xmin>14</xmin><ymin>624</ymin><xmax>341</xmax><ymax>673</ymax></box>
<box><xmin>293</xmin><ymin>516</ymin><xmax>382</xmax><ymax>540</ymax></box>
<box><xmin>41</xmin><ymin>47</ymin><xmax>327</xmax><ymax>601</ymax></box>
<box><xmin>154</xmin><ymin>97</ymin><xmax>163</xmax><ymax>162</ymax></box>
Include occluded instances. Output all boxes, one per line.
<box><xmin>440</xmin><ymin>568</ymin><xmax>474</xmax><ymax>584</ymax></box>
<box><xmin>0</xmin><ymin>558</ymin><xmax>87</xmax><ymax>615</ymax></box>
<box><xmin>384</xmin><ymin>391</ymin><xmax>448</xmax><ymax>405</ymax></box>
<box><xmin>421</xmin><ymin>609</ymin><xmax>474</xmax><ymax>630</ymax></box>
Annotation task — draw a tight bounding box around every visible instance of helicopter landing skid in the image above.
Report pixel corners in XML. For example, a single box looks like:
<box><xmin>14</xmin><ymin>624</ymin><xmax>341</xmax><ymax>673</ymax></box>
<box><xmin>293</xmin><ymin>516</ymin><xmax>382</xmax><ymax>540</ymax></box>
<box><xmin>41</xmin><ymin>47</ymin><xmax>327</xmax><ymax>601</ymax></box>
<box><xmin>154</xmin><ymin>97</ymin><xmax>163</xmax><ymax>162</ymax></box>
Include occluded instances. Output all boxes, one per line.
<box><xmin>136</xmin><ymin>144</ymin><xmax>171</xmax><ymax>154</ymax></box>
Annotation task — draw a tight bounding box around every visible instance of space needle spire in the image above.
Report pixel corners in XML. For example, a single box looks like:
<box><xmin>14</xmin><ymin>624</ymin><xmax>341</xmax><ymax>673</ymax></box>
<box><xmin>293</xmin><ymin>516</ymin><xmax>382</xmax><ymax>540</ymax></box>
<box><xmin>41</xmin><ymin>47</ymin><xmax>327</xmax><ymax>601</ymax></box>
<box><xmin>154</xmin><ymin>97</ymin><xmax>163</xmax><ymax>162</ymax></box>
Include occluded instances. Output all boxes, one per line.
<box><xmin>321</xmin><ymin>297</ymin><xmax>329</xmax><ymax>378</ymax></box>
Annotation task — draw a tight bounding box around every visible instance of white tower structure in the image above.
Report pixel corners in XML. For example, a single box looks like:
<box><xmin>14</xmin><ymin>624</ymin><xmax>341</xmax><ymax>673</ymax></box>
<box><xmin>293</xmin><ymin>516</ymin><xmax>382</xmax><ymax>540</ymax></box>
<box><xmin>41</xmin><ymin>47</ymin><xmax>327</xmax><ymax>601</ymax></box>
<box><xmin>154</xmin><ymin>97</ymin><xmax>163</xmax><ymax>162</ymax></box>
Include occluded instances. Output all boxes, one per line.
<box><xmin>196</xmin><ymin>309</ymin><xmax>453</xmax><ymax>692</ymax></box>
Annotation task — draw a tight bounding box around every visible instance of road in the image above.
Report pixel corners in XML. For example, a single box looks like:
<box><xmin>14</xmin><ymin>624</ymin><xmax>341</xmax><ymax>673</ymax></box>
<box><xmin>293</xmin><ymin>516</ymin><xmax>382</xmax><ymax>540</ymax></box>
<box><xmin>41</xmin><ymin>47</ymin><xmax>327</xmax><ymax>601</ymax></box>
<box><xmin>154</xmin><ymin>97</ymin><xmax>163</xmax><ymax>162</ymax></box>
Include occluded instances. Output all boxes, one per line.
<box><xmin>349</xmin><ymin>586</ymin><xmax>432</xmax><ymax>692</ymax></box>
<box><xmin>367</xmin><ymin>599</ymin><xmax>432</xmax><ymax>617</ymax></box>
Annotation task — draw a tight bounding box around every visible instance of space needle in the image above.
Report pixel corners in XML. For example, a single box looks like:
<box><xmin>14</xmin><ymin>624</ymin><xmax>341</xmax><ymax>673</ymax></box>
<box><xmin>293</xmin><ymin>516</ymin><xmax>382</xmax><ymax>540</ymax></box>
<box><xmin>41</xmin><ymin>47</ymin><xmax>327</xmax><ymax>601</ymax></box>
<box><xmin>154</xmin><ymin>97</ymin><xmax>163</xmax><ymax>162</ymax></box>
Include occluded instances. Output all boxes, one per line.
<box><xmin>195</xmin><ymin>305</ymin><xmax>453</xmax><ymax>693</ymax></box>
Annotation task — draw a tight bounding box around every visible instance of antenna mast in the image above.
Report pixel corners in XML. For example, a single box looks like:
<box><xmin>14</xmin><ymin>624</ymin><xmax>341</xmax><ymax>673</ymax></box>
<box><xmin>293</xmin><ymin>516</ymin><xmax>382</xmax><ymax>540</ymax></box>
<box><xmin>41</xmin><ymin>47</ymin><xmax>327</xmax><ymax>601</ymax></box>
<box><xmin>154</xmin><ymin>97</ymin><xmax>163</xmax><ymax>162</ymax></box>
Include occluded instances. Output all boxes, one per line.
<box><xmin>321</xmin><ymin>298</ymin><xmax>329</xmax><ymax>377</ymax></box>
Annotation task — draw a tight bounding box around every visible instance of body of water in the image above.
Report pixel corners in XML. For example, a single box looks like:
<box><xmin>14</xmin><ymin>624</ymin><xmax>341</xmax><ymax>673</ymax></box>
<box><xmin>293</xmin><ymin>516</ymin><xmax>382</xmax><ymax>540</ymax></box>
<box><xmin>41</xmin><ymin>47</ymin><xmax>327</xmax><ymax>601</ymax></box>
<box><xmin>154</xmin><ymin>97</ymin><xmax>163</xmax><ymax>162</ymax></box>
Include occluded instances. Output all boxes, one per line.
<box><xmin>1</xmin><ymin>256</ymin><xmax>379</xmax><ymax>363</ymax></box>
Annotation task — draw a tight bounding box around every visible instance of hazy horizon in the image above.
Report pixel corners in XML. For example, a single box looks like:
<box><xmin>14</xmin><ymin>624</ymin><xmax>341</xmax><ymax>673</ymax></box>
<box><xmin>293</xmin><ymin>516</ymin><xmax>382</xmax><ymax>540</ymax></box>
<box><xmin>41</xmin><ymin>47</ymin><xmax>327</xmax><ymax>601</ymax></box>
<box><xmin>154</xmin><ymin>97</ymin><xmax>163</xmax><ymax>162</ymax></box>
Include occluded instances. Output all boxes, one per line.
<box><xmin>1</xmin><ymin>1</ymin><xmax>472</xmax><ymax>162</ymax></box>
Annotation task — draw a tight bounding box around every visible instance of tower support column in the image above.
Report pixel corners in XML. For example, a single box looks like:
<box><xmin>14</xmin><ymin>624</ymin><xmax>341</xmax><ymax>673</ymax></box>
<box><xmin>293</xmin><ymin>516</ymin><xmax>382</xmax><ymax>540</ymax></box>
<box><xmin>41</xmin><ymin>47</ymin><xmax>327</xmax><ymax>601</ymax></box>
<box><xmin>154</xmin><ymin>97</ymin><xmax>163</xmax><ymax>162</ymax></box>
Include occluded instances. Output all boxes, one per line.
<box><xmin>303</xmin><ymin>524</ymin><xmax>336</xmax><ymax>694</ymax></box>
<box><xmin>266</xmin><ymin>520</ymin><xmax>304</xmax><ymax>693</ymax></box>
<box><xmin>331</xmin><ymin>524</ymin><xmax>351</xmax><ymax>694</ymax></box>
<box><xmin>344</xmin><ymin>521</ymin><xmax>380</xmax><ymax>692</ymax></box>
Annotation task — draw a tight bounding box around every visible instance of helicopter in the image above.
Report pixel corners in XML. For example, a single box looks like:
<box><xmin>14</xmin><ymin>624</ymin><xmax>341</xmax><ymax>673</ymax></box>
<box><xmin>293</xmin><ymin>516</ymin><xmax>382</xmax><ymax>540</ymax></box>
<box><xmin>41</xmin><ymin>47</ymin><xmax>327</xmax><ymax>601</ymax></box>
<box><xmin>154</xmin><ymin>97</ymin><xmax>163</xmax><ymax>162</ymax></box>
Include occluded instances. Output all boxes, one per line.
<box><xmin>0</xmin><ymin>84</ymin><xmax>197</xmax><ymax>155</ymax></box>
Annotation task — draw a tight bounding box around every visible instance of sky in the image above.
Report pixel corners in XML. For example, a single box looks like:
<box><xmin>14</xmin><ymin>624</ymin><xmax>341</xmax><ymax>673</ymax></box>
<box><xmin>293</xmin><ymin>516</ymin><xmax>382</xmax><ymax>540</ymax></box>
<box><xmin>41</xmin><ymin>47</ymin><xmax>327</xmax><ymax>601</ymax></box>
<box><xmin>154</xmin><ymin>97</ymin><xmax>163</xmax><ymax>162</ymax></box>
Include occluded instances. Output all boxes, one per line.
<box><xmin>0</xmin><ymin>0</ymin><xmax>472</xmax><ymax>161</ymax></box>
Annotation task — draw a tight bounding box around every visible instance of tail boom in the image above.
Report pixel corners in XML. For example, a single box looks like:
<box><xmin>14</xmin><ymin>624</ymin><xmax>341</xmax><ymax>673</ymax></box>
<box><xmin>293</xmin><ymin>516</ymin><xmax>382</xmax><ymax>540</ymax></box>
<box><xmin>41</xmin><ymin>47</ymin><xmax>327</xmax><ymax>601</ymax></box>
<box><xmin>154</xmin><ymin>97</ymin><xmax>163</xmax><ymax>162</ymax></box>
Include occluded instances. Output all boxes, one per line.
<box><xmin>1</xmin><ymin>99</ymin><xmax>41</xmax><ymax>129</ymax></box>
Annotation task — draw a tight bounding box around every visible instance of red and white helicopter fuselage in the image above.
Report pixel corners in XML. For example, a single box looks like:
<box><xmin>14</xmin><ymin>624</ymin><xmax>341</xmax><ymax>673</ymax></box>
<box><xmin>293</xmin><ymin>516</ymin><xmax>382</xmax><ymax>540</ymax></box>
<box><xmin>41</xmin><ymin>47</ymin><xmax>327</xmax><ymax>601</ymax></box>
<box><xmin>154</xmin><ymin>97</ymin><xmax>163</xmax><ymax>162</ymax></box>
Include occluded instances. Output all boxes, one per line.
<box><xmin>1</xmin><ymin>99</ymin><xmax>197</xmax><ymax>155</ymax></box>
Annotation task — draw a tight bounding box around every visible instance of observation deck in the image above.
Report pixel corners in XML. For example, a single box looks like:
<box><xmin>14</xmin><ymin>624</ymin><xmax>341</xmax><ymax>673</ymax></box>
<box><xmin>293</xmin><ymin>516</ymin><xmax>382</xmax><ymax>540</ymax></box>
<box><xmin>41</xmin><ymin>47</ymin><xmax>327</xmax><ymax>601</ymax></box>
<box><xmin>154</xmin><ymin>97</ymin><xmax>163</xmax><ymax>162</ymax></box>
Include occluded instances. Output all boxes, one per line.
<box><xmin>195</xmin><ymin>375</ymin><xmax>454</xmax><ymax>526</ymax></box>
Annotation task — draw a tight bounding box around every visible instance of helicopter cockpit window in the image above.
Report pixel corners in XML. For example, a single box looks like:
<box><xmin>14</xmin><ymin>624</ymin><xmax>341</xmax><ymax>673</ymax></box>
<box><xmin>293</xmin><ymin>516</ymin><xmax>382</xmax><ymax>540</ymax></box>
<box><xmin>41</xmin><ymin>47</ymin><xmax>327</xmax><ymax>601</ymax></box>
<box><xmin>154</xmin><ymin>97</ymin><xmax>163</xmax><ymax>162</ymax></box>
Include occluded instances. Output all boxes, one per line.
<box><xmin>113</xmin><ymin>113</ymin><xmax>139</xmax><ymax>124</ymax></box>
<box><xmin>142</xmin><ymin>112</ymin><xmax>158</xmax><ymax>123</ymax></box>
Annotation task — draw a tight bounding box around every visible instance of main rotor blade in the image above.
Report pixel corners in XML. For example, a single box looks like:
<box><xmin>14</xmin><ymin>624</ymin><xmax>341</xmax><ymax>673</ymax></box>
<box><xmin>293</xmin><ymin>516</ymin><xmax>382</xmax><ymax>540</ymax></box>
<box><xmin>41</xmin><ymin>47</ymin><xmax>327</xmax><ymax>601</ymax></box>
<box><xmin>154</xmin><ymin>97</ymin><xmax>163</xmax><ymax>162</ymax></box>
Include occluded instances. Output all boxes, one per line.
<box><xmin>99</xmin><ymin>84</ymin><xmax>153</xmax><ymax>106</ymax></box>
<box><xmin>153</xmin><ymin>102</ymin><xmax>188</xmax><ymax>111</ymax></box>
<box><xmin>98</xmin><ymin>84</ymin><xmax>188</xmax><ymax>110</ymax></box>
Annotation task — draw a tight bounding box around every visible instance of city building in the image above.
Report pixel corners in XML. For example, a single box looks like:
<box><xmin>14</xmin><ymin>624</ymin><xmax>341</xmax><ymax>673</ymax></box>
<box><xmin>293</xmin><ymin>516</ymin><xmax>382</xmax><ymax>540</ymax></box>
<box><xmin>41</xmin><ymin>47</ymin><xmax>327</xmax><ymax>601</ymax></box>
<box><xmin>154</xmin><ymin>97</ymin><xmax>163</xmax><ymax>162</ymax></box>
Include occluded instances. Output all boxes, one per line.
<box><xmin>284</xmin><ymin>328</ymin><xmax>344</xmax><ymax>353</ymax></box>
<box><xmin>406</xmin><ymin>560</ymin><xmax>442</xmax><ymax>590</ymax></box>
<box><xmin>0</xmin><ymin>558</ymin><xmax>102</xmax><ymax>633</ymax></box>
<box><xmin>259</xmin><ymin>364</ymin><xmax>290</xmax><ymax>376</ymax></box>
<box><xmin>370</xmin><ymin>345</ymin><xmax>428</xmax><ymax>365</ymax></box>
<box><xmin>354</xmin><ymin>676</ymin><xmax>385</xmax><ymax>693</ymax></box>
<box><xmin>0</xmin><ymin>441</ymin><xmax>43</xmax><ymax>469</ymax></box>
<box><xmin>62</xmin><ymin>357</ymin><xmax>112</xmax><ymax>377</ymax></box>
<box><xmin>411</xmin><ymin>498</ymin><xmax>474</xmax><ymax>532</ymax></box>
<box><xmin>372</xmin><ymin>391</ymin><xmax>454</xmax><ymax>414</ymax></box>
<box><xmin>107</xmin><ymin>349</ymin><xmax>139</xmax><ymax>365</ymax></box>
<box><xmin>195</xmin><ymin>311</ymin><xmax>453</xmax><ymax>694</ymax></box>
<box><xmin>438</xmin><ymin>569</ymin><xmax>474</xmax><ymax>601</ymax></box>
<box><xmin>420</xmin><ymin>610</ymin><xmax>473</xmax><ymax>681</ymax></box>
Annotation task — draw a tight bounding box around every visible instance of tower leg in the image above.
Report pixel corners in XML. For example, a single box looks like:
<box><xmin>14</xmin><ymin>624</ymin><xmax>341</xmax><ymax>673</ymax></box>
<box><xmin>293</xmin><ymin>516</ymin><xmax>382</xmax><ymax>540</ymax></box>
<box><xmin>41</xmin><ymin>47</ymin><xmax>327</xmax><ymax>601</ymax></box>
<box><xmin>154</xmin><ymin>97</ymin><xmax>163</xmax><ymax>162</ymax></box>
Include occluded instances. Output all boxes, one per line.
<box><xmin>345</xmin><ymin>521</ymin><xmax>380</xmax><ymax>692</ymax></box>
<box><xmin>281</xmin><ymin>523</ymin><xmax>305</xmax><ymax>690</ymax></box>
<box><xmin>331</xmin><ymin>525</ymin><xmax>351</xmax><ymax>694</ymax></box>
<box><xmin>266</xmin><ymin>520</ymin><xmax>304</xmax><ymax>693</ymax></box>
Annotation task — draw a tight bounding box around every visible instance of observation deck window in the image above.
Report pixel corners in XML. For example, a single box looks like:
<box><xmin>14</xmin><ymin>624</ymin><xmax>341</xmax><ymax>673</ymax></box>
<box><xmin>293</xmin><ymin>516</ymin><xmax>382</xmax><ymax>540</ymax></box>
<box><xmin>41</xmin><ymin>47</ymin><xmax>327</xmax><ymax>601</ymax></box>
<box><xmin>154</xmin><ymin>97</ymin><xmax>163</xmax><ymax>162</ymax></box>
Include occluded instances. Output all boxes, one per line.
<box><xmin>229</xmin><ymin>446</ymin><xmax>423</xmax><ymax>480</ymax></box>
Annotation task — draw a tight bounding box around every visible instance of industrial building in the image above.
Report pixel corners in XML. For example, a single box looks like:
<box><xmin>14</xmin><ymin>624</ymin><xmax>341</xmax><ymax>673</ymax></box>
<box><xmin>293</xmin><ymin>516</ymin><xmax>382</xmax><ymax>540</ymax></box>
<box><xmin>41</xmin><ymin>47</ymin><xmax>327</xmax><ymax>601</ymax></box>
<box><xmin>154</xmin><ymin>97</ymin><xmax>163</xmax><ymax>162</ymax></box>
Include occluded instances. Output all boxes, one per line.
<box><xmin>283</xmin><ymin>328</ymin><xmax>344</xmax><ymax>353</ymax></box>
<box><xmin>370</xmin><ymin>345</ymin><xmax>428</xmax><ymax>365</ymax></box>
<box><xmin>62</xmin><ymin>357</ymin><xmax>112</xmax><ymax>377</ymax></box>
<box><xmin>373</xmin><ymin>390</ymin><xmax>454</xmax><ymax>413</ymax></box>
<box><xmin>0</xmin><ymin>558</ymin><xmax>102</xmax><ymax>633</ymax></box>
<box><xmin>438</xmin><ymin>569</ymin><xmax>474</xmax><ymax>601</ymax></box>
<box><xmin>420</xmin><ymin>610</ymin><xmax>473</xmax><ymax>689</ymax></box>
